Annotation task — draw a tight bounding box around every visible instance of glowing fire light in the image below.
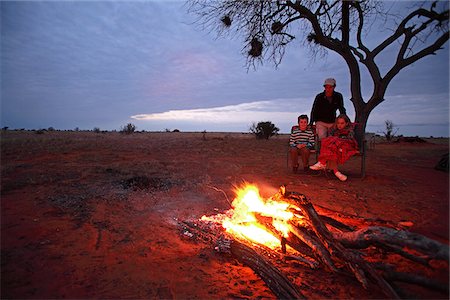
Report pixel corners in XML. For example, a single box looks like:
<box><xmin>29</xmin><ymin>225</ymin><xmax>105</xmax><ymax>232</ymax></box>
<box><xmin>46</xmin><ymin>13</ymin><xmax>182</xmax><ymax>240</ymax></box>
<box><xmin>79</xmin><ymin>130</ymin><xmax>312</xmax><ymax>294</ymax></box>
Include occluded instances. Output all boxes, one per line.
<box><xmin>201</xmin><ymin>184</ymin><xmax>299</xmax><ymax>249</ymax></box>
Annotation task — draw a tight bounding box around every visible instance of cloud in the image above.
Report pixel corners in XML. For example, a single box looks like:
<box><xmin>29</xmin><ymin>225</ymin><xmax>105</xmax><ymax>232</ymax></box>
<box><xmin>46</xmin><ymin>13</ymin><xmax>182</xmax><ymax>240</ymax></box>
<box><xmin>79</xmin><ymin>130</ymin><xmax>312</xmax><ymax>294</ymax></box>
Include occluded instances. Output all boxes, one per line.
<box><xmin>131</xmin><ymin>100</ymin><xmax>303</xmax><ymax>124</ymax></box>
<box><xmin>365</xmin><ymin>93</ymin><xmax>449</xmax><ymax>126</ymax></box>
<box><xmin>131</xmin><ymin>90</ymin><xmax>449</xmax><ymax>136</ymax></box>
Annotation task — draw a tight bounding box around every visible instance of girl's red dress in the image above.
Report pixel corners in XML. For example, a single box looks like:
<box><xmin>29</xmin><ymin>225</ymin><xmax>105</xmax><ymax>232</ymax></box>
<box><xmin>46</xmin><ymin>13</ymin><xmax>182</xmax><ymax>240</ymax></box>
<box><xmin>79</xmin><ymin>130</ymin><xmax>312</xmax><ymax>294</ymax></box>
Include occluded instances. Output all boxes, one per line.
<box><xmin>319</xmin><ymin>127</ymin><xmax>359</xmax><ymax>164</ymax></box>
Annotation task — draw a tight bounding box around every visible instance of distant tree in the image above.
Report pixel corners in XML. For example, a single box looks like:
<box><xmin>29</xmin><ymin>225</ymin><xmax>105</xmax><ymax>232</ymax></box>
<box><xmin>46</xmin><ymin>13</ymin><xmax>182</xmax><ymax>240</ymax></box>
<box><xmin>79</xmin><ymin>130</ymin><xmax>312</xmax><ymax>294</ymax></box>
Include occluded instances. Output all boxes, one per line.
<box><xmin>2</xmin><ymin>126</ymin><xmax>9</xmax><ymax>131</ymax></box>
<box><xmin>187</xmin><ymin>1</ymin><xmax>449</xmax><ymax>145</ymax></box>
<box><xmin>250</xmin><ymin>121</ymin><xmax>279</xmax><ymax>139</ymax></box>
<box><xmin>74</xmin><ymin>127</ymin><xmax>79</xmax><ymax>132</ymax></box>
<box><xmin>93</xmin><ymin>127</ymin><xmax>101</xmax><ymax>133</ymax></box>
<box><xmin>172</xmin><ymin>129</ymin><xmax>180</xmax><ymax>132</ymax></box>
<box><xmin>48</xmin><ymin>127</ymin><xmax>55</xmax><ymax>131</ymax></box>
<box><xmin>121</xmin><ymin>123</ymin><xmax>136</xmax><ymax>134</ymax></box>
<box><xmin>381</xmin><ymin>120</ymin><xmax>399</xmax><ymax>141</ymax></box>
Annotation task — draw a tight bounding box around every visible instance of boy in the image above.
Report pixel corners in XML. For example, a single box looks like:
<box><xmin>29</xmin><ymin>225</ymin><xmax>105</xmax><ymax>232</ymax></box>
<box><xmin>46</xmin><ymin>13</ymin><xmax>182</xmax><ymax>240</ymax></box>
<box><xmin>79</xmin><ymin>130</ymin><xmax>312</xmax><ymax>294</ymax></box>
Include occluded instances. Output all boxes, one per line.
<box><xmin>289</xmin><ymin>114</ymin><xmax>315</xmax><ymax>173</ymax></box>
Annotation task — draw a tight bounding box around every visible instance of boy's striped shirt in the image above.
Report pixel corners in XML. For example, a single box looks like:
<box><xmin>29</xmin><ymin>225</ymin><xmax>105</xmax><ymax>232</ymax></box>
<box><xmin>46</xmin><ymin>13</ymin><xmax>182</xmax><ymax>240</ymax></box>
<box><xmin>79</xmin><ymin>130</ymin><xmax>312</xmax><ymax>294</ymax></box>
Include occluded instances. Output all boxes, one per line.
<box><xmin>290</xmin><ymin>126</ymin><xmax>315</xmax><ymax>148</ymax></box>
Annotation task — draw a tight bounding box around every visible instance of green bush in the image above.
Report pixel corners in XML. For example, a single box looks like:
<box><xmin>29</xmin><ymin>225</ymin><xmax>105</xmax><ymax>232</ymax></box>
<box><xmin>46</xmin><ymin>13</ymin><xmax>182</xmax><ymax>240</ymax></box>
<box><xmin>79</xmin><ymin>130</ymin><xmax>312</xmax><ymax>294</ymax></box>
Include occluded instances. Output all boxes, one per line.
<box><xmin>249</xmin><ymin>121</ymin><xmax>279</xmax><ymax>139</ymax></box>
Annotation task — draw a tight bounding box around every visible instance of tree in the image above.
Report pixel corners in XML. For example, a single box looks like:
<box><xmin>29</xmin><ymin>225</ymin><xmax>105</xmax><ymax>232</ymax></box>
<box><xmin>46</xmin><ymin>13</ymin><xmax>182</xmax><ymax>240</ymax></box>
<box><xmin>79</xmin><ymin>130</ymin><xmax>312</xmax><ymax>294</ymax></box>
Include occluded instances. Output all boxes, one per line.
<box><xmin>187</xmin><ymin>0</ymin><xmax>449</xmax><ymax>144</ymax></box>
<box><xmin>250</xmin><ymin>121</ymin><xmax>280</xmax><ymax>139</ymax></box>
<box><xmin>381</xmin><ymin>120</ymin><xmax>398</xmax><ymax>141</ymax></box>
<box><xmin>121</xmin><ymin>123</ymin><xmax>136</xmax><ymax>134</ymax></box>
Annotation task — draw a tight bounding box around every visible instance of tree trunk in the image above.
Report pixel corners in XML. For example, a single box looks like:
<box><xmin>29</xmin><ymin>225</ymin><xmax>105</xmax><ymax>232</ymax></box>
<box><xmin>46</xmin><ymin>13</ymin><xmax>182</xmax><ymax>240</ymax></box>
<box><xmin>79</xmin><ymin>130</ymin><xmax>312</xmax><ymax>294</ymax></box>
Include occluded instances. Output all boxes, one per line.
<box><xmin>354</xmin><ymin>109</ymin><xmax>369</xmax><ymax>148</ymax></box>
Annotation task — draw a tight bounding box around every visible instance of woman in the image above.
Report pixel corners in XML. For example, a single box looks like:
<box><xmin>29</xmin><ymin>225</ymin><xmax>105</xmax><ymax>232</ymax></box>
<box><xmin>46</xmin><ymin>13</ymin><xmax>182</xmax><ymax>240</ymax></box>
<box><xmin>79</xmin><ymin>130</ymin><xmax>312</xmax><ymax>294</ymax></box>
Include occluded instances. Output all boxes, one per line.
<box><xmin>309</xmin><ymin>114</ymin><xmax>359</xmax><ymax>181</ymax></box>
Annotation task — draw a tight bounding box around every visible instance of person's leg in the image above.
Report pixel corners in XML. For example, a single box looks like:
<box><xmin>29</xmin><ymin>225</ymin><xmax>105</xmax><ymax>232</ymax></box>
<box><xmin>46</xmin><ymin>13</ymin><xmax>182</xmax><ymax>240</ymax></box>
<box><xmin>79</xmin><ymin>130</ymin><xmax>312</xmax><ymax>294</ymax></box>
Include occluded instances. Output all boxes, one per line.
<box><xmin>328</xmin><ymin>160</ymin><xmax>347</xmax><ymax>181</ymax></box>
<box><xmin>328</xmin><ymin>160</ymin><xmax>338</xmax><ymax>171</ymax></box>
<box><xmin>315</xmin><ymin>122</ymin><xmax>329</xmax><ymax>140</ymax></box>
<box><xmin>300</xmin><ymin>147</ymin><xmax>311</xmax><ymax>170</ymax></box>
<box><xmin>290</xmin><ymin>147</ymin><xmax>299</xmax><ymax>173</ymax></box>
<box><xmin>324</xmin><ymin>122</ymin><xmax>334</xmax><ymax>133</ymax></box>
<box><xmin>309</xmin><ymin>155</ymin><xmax>327</xmax><ymax>170</ymax></box>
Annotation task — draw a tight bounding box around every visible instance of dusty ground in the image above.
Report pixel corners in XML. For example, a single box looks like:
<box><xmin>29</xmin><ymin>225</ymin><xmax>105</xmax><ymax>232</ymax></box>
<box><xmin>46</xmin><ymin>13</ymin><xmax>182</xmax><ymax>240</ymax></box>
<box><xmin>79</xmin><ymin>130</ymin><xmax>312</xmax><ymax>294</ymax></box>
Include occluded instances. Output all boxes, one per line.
<box><xmin>1</xmin><ymin>130</ymin><xmax>449</xmax><ymax>299</ymax></box>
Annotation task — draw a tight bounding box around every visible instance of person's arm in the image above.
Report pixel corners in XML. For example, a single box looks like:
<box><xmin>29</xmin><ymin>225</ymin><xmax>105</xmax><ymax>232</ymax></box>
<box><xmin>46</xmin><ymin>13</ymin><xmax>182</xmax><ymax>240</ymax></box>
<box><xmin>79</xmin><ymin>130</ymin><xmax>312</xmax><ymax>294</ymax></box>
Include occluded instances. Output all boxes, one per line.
<box><xmin>337</xmin><ymin>93</ymin><xmax>346</xmax><ymax>115</ymax></box>
<box><xmin>307</xmin><ymin>130</ymin><xmax>315</xmax><ymax>149</ymax></box>
<box><xmin>347</xmin><ymin>129</ymin><xmax>355</xmax><ymax>139</ymax></box>
<box><xmin>289</xmin><ymin>127</ymin><xmax>297</xmax><ymax>147</ymax></box>
<box><xmin>310</xmin><ymin>95</ymin><xmax>319</xmax><ymax>125</ymax></box>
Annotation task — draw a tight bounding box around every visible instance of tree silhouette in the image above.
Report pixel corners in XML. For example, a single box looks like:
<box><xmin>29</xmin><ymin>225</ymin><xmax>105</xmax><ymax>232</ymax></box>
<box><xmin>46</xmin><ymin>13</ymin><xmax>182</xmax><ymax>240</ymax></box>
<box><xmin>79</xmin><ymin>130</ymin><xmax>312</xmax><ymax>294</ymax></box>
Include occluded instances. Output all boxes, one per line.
<box><xmin>187</xmin><ymin>1</ymin><xmax>449</xmax><ymax>143</ymax></box>
<box><xmin>250</xmin><ymin>121</ymin><xmax>280</xmax><ymax>139</ymax></box>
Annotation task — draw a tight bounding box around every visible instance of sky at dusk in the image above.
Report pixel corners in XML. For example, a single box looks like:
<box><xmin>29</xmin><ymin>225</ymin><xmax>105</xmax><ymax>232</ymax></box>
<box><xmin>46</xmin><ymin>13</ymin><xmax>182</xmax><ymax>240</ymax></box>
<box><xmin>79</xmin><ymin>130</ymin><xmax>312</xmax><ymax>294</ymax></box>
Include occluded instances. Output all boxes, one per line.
<box><xmin>1</xmin><ymin>1</ymin><xmax>449</xmax><ymax>137</ymax></box>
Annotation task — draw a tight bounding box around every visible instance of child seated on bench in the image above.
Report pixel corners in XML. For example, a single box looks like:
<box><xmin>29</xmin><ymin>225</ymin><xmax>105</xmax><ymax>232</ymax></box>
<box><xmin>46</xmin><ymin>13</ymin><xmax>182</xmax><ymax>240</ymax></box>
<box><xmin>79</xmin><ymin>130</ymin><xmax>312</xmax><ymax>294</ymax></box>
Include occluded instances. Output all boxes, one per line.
<box><xmin>289</xmin><ymin>114</ymin><xmax>315</xmax><ymax>173</ymax></box>
<box><xmin>309</xmin><ymin>114</ymin><xmax>359</xmax><ymax>181</ymax></box>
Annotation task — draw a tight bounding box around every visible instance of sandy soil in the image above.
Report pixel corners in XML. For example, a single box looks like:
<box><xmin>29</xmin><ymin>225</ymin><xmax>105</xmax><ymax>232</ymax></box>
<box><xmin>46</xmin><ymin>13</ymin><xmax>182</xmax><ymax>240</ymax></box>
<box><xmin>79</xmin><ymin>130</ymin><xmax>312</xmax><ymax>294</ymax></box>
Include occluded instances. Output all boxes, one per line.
<box><xmin>1</xmin><ymin>131</ymin><xmax>448</xmax><ymax>299</ymax></box>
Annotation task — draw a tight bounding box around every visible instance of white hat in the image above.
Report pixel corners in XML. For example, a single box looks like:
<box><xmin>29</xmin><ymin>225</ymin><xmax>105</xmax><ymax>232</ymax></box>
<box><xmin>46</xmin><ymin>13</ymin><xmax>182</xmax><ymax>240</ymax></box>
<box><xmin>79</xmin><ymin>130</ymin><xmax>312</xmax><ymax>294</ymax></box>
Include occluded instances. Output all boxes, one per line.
<box><xmin>324</xmin><ymin>78</ymin><xmax>336</xmax><ymax>87</ymax></box>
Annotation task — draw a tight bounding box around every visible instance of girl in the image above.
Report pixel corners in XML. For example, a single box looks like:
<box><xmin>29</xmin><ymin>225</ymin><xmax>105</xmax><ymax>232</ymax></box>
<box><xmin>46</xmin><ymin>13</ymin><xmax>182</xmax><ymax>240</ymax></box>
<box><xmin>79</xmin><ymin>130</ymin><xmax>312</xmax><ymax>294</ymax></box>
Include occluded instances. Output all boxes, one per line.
<box><xmin>309</xmin><ymin>114</ymin><xmax>359</xmax><ymax>181</ymax></box>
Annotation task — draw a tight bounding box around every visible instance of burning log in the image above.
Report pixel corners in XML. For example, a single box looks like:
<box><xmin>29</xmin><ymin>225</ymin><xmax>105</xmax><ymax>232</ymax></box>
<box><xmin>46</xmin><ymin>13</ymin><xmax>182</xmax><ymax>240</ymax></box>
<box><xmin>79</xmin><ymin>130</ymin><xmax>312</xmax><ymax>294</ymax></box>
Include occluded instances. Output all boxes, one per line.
<box><xmin>253</xmin><ymin>213</ymin><xmax>320</xmax><ymax>269</ymax></box>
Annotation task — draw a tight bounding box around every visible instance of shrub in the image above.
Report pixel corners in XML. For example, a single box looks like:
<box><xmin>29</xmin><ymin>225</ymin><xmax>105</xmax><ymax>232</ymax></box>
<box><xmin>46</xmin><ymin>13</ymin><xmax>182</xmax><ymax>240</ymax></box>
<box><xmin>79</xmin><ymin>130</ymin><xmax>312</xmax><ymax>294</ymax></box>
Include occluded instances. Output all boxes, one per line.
<box><xmin>249</xmin><ymin>121</ymin><xmax>279</xmax><ymax>139</ymax></box>
<box><xmin>121</xmin><ymin>123</ymin><xmax>136</xmax><ymax>134</ymax></box>
<box><xmin>381</xmin><ymin>120</ymin><xmax>398</xmax><ymax>142</ymax></box>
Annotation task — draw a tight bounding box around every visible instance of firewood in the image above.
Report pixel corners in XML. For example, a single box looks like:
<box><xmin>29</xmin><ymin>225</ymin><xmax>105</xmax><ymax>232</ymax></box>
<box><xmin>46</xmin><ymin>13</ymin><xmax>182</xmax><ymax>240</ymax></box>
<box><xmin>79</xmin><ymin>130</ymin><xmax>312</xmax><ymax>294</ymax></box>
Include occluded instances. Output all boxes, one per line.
<box><xmin>378</xmin><ymin>243</ymin><xmax>431</xmax><ymax>267</ymax></box>
<box><xmin>284</xmin><ymin>254</ymin><xmax>320</xmax><ymax>269</ymax></box>
<box><xmin>284</xmin><ymin>233</ymin><xmax>318</xmax><ymax>262</ymax></box>
<box><xmin>252</xmin><ymin>213</ymin><xmax>316</xmax><ymax>261</ymax></box>
<box><xmin>319</xmin><ymin>214</ymin><xmax>355</xmax><ymax>232</ymax></box>
<box><xmin>288</xmin><ymin>222</ymin><xmax>337</xmax><ymax>272</ymax></box>
<box><xmin>383</xmin><ymin>269</ymin><xmax>449</xmax><ymax>294</ymax></box>
<box><xmin>217</xmin><ymin>237</ymin><xmax>305</xmax><ymax>299</ymax></box>
<box><xmin>289</xmin><ymin>193</ymin><xmax>400</xmax><ymax>299</ymax></box>
<box><xmin>333</xmin><ymin>226</ymin><xmax>449</xmax><ymax>262</ymax></box>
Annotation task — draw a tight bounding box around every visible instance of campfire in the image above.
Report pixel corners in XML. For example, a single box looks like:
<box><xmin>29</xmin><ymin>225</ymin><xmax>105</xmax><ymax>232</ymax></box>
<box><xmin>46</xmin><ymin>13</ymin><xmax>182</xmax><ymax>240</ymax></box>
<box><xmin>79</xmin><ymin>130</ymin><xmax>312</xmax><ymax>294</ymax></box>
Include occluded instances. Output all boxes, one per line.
<box><xmin>201</xmin><ymin>184</ymin><xmax>300</xmax><ymax>249</ymax></box>
<box><xmin>181</xmin><ymin>184</ymin><xmax>449</xmax><ymax>299</ymax></box>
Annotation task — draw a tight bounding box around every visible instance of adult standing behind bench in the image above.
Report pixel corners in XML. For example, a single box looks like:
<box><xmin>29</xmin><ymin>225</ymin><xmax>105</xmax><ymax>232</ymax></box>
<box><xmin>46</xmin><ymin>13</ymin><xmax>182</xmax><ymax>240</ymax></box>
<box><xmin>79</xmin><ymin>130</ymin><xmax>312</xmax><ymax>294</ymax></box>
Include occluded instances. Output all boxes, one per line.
<box><xmin>310</xmin><ymin>78</ymin><xmax>346</xmax><ymax>140</ymax></box>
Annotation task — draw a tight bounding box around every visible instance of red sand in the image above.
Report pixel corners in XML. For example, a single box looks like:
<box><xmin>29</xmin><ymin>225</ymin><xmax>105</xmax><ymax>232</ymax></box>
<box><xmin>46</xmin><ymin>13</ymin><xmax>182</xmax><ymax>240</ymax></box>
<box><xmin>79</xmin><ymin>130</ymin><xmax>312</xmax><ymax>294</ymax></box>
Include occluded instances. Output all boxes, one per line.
<box><xmin>1</xmin><ymin>131</ymin><xmax>448</xmax><ymax>299</ymax></box>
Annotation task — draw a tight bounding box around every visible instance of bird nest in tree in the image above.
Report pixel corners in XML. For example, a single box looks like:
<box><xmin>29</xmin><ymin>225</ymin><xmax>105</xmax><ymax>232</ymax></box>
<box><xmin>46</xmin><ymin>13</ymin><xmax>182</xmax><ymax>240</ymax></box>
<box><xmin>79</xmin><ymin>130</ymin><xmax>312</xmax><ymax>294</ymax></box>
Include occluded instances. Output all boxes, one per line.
<box><xmin>221</xmin><ymin>15</ymin><xmax>232</xmax><ymax>27</ymax></box>
<box><xmin>248</xmin><ymin>38</ymin><xmax>263</xmax><ymax>57</ymax></box>
<box><xmin>271</xmin><ymin>21</ymin><xmax>283</xmax><ymax>34</ymax></box>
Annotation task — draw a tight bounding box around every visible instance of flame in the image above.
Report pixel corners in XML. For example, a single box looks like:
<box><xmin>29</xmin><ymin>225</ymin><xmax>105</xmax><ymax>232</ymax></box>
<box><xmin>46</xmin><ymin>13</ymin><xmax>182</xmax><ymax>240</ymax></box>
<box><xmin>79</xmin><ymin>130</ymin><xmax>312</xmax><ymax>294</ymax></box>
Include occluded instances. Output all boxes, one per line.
<box><xmin>201</xmin><ymin>183</ymin><xmax>299</xmax><ymax>249</ymax></box>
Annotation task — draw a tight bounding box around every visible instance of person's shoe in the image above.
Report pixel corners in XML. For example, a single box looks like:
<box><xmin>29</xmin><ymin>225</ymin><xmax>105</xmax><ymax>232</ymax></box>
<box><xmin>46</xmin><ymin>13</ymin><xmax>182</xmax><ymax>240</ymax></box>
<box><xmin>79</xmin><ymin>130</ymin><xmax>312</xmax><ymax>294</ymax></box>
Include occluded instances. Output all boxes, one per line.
<box><xmin>334</xmin><ymin>171</ymin><xmax>347</xmax><ymax>181</ymax></box>
<box><xmin>292</xmin><ymin>165</ymin><xmax>299</xmax><ymax>174</ymax></box>
<box><xmin>309</xmin><ymin>162</ymin><xmax>326</xmax><ymax>170</ymax></box>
